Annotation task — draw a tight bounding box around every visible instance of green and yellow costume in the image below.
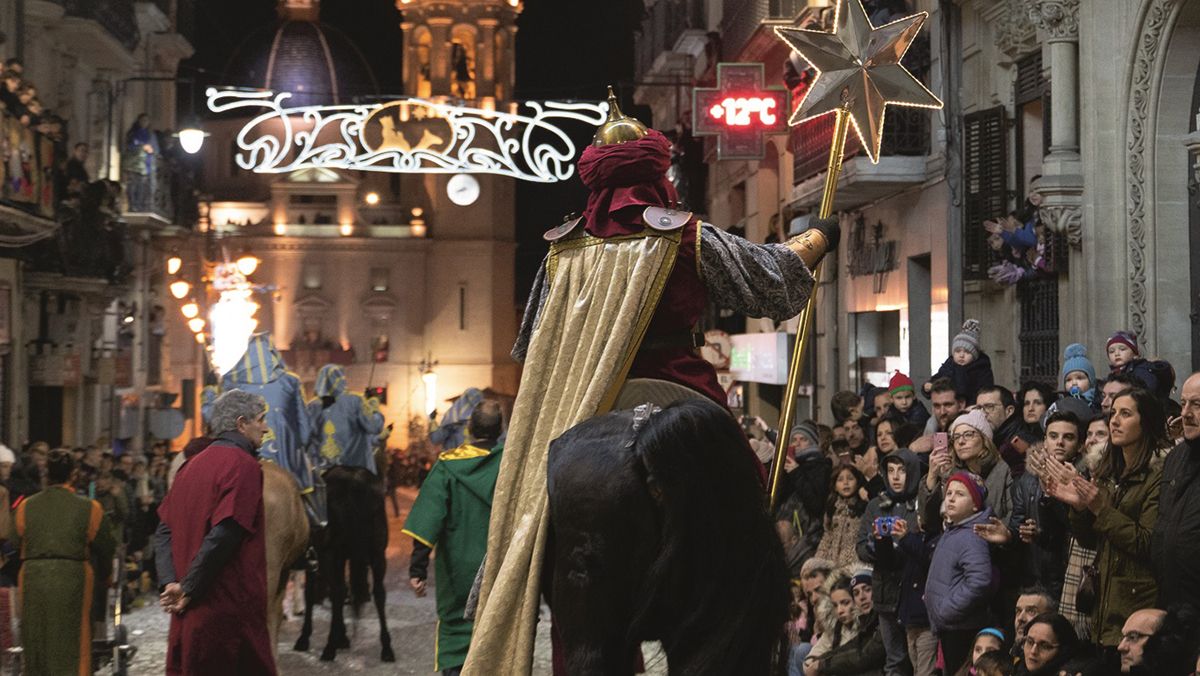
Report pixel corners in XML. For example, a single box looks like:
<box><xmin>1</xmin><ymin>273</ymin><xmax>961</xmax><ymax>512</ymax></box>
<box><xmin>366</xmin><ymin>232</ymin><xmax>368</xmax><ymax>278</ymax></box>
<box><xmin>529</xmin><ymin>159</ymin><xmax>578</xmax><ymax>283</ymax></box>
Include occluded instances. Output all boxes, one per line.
<box><xmin>402</xmin><ymin>443</ymin><xmax>502</xmax><ymax>672</ymax></box>
<box><xmin>15</xmin><ymin>485</ymin><xmax>116</xmax><ymax>676</ymax></box>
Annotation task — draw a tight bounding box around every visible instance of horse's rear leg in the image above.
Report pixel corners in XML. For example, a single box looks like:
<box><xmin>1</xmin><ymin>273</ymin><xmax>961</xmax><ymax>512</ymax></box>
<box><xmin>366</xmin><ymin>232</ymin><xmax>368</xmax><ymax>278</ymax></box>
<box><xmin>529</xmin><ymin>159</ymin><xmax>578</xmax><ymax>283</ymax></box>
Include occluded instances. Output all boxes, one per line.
<box><xmin>321</xmin><ymin>557</ymin><xmax>350</xmax><ymax>661</ymax></box>
<box><xmin>372</xmin><ymin>552</ymin><xmax>394</xmax><ymax>662</ymax></box>
<box><xmin>293</xmin><ymin>566</ymin><xmax>317</xmax><ymax>652</ymax></box>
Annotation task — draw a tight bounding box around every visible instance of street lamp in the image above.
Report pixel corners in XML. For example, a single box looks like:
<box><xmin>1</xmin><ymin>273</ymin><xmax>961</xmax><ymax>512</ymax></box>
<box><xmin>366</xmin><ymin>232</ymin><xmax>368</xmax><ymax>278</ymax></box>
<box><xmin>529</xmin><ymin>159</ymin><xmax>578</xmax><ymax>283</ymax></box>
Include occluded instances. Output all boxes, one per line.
<box><xmin>187</xmin><ymin>317</ymin><xmax>206</xmax><ymax>334</ymax></box>
<box><xmin>177</xmin><ymin>125</ymin><xmax>209</xmax><ymax>154</ymax></box>
<box><xmin>169</xmin><ymin>280</ymin><xmax>190</xmax><ymax>299</ymax></box>
<box><xmin>180</xmin><ymin>300</ymin><xmax>199</xmax><ymax>319</ymax></box>
<box><xmin>167</xmin><ymin>255</ymin><xmax>182</xmax><ymax>275</ymax></box>
<box><xmin>419</xmin><ymin>355</ymin><xmax>439</xmax><ymax>416</ymax></box>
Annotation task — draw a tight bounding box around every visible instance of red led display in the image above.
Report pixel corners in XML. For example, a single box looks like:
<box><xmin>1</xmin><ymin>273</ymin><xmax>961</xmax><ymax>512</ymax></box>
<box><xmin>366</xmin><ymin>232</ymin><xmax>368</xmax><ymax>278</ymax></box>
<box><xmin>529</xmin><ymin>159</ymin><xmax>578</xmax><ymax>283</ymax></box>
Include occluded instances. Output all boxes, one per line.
<box><xmin>693</xmin><ymin>63</ymin><xmax>790</xmax><ymax>161</ymax></box>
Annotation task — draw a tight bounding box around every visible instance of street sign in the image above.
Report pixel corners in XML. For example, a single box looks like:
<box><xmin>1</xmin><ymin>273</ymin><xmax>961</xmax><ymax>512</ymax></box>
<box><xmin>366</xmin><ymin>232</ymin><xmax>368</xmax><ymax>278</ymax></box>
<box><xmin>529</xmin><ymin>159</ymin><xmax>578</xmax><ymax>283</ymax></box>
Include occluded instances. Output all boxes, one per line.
<box><xmin>693</xmin><ymin>63</ymin><xmax>790</xmax><ymax>161</ymax></box>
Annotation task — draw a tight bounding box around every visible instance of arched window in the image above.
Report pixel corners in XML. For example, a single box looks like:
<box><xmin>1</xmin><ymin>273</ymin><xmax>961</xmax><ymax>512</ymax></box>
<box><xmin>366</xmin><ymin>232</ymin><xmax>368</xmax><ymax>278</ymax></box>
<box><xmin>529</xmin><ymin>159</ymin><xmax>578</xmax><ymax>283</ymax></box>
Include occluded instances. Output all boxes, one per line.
<box><xmin>450</xmin><ymin>25</ymin><xmax>477</xmax><ymax>100</ymax></box>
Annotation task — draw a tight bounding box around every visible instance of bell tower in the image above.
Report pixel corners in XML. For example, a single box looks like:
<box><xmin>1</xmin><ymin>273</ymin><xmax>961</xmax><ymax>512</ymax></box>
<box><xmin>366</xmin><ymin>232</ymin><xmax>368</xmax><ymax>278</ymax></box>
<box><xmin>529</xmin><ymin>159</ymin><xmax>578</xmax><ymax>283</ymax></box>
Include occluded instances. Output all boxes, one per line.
<box><xmin>398</xmin><ymin>0</ymin><xmax>520</xmax><ymax>103</ymax></box>
<box><xmin>394</xmin><ymin>0</ymin><xmax>522</xmax><ymax>402</ymax></box>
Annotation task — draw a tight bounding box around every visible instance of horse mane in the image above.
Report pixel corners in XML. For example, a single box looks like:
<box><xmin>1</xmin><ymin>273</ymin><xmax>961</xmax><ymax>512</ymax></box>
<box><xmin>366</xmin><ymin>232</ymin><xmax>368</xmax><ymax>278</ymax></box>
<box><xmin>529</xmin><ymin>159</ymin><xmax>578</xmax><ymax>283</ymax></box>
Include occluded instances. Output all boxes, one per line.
<box><xmin>625</xmin><ymin>398</ymin><xmax>788</xmax><ymax>674</ymax></box>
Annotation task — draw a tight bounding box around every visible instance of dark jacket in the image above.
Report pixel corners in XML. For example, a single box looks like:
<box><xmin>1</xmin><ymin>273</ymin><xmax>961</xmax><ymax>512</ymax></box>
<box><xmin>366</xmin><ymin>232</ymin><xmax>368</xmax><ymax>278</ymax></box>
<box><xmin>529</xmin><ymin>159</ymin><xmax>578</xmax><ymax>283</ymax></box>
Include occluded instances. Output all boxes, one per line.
<box><xmin>926</xmin><ymin>352</ymin><xmax>995</xmax><ymax>405</ymax></box>
<box><xmin>1151</xmin><ymin>438</ymin><xmax>1200</xmax><ymax>610</ymax></box>
<box><xmin>772</xmin><ymin>448</ymin><xmax>831</xmax><ymax>573</ymax></box>
<box><xmin>818</xmin><ymin>610</ymin><xmax>886</xmax><ymax>676</ymax></box>
<box><xmin>1008</xmin><ymin>471</ymin><xmax>1072</xmax><ymax>598</ymax></box>
<box><xmin>896</xmin><ymin>400</ymin><xmax>931</xmax><ymax>429</ymax></box>
<box><xmin>925</xmin><ymin>507</ymin><xmax>996</xmax><ymax>634</ymax></box>
<box><xmin>1068</xmin><ymin>459</ymin><xmax>1162</xmax><ymax>646</ymax></box>
<box><xmin>879</xmin><ymin>524</ymin><xmax>938</xmax><ymax>628</ymax></box>
<box><xmin>857</xmin><ymin>449</ymin><xmax>922</xmax><ymax>614</ymax></box>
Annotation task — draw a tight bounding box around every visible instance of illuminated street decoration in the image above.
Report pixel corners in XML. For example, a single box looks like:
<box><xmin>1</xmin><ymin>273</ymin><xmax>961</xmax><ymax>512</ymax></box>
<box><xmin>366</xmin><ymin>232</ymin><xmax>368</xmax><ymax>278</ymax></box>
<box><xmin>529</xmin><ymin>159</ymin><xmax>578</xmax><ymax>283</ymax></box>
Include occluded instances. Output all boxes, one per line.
<box><xmin>209</xmin><ymin>262</ymin><xmax>261</xmax><ymax>376</ymax></box>
<box><xmin>692</xmin><ymin>63</ymin><xmax>790</xmax><ymax>161</ymax></box>
<box><xmin>208</xmin><ymin>88</ymin><xmax>609</xmax><ymax>183</ymax></box>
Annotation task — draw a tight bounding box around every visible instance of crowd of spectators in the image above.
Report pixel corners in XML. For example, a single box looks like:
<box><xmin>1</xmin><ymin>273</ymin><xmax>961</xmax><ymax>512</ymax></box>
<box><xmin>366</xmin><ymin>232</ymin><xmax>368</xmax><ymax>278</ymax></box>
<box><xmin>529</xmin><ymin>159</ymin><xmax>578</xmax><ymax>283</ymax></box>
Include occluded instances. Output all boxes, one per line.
<box><xmin>1</xmin><ymin>438</ymin><xmax>175</xmax><ymax>611</ymax></box>
<box><xmin>751</xmin><ymin>321</ymin><xmax>1200</xmax><ymax>675</ymax></box>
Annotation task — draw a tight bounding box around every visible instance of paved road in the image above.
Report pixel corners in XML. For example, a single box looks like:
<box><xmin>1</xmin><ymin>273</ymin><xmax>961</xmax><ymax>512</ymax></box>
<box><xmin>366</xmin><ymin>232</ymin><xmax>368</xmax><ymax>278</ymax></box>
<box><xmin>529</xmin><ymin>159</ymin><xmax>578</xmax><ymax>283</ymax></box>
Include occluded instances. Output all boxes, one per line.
<box><xmin>115</xmin><ymin>486</ymin><xmax>575</xmax><ymax>675</ymax></box>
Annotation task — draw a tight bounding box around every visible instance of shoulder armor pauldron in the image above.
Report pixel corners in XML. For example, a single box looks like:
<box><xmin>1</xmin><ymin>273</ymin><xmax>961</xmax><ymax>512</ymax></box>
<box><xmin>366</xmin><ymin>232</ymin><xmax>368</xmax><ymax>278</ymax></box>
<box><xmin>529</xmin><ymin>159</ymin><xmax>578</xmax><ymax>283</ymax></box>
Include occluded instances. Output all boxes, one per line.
<box><xmin>642</xmin><ymin>206</ymin><xmax>693</xmax><ymax>232</ymax></box>
<box><xmin>544</xmin><ymin>214</ymin><xmax>584</xmax><ymax>241</ymax></box>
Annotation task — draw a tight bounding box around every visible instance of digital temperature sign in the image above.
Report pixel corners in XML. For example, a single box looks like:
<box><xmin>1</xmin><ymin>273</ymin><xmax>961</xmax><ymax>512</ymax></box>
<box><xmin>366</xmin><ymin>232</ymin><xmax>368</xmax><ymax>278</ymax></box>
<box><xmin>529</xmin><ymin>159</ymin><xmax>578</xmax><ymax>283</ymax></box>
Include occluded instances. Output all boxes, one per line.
<box><xmin>693</xmin><ymin>63</ymin><xmax>790</xmax><ymax>161</ymax></box>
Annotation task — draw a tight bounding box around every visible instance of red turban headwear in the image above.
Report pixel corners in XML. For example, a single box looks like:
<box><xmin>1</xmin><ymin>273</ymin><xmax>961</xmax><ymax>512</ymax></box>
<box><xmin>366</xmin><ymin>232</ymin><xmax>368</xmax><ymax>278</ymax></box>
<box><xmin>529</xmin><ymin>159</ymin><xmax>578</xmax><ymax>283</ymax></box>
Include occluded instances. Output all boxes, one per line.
<box><xmin>577</xmin><ymin>128</ymin><xmax>679</xmax><ymax>237</ymax></box>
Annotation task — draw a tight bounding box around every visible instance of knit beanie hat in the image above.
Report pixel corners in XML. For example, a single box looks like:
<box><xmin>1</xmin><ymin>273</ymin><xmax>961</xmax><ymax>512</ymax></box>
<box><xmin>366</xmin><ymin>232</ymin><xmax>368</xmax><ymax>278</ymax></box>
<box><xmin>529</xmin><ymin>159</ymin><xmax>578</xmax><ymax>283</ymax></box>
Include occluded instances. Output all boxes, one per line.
<box><xmin>851</xmin><ymin>570</ymin><xmax>873</xmax><ymax>589</ymax></box>
<box><xmin>888</xmin><ymin>370</ymin><xmax>914</xmax><ymax>395</ymax></box>
<box><xmin>1061</xmin><ymin>343</ymin><xmax>1096</xmax><ymax>390</ymax></box>
<box><xmin>951</xmin><ymin>408</ymin><xmax>993</xmax><ymax>441</ymax></box>
<box><xmin>0</xmin><ymin>444</ymin><xmax>13</xmax><ymax>464</ymax></box>
<box><xmin>1107</xmin><ymin>330</ymin><xmax>1139</xmax><ymax>357</ymax></box>
<box><xmin>952</xmin><ymin>319</ymin><xmax>982</xmax><ymax>358</ymax></box>
<box><xmin>947</xmin><ymin>471</ymin><xmax>988</xmax><ymax>511</ymax></box>
<box><xmin>789</xmin><ymin>421</ymin><xmax>820</xmax><ymax>450</ymax></box>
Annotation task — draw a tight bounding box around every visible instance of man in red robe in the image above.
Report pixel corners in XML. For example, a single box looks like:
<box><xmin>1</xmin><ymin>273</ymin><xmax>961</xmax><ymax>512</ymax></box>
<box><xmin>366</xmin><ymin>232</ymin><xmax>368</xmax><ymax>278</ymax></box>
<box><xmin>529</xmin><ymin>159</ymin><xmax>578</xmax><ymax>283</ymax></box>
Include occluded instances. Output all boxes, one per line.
<box><xmin>155</xmin><ymin>389</ymin><xmax>275</xmax><ymax>675</ymax></box>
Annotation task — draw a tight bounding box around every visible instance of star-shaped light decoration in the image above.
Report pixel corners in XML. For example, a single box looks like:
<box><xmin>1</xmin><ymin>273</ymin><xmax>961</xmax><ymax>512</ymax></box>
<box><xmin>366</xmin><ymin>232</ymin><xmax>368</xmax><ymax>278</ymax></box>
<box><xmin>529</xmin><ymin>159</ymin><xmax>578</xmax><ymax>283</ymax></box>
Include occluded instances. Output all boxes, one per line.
<box><xmin>774</xmin><ymin>0</ymin><xmax>943</xmax><ymax>163</ymax></box>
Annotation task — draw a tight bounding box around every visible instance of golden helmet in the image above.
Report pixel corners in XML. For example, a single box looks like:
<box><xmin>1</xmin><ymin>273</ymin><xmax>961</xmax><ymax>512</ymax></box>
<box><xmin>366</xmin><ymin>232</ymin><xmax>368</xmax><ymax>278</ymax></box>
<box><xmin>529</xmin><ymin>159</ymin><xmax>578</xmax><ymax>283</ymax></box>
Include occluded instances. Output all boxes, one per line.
<box><xmin>592</xmin><ymin>85</ymin><xmax>648</xmax><ymax>146</ymax></box>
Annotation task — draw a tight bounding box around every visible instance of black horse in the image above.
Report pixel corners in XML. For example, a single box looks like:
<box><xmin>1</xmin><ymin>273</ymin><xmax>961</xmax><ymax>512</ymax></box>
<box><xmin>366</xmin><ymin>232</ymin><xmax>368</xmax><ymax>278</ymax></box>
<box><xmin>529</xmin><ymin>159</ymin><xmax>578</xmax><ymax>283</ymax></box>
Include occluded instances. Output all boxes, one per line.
<box><xmin>546</xmin><ymin>397</ymin><xmax>789</xmax><ymax>675</ymax></box>
<box><xmin>294</xmin><ymin>465</ymin><xmax>395</xmax><ymax>662</ymax></box>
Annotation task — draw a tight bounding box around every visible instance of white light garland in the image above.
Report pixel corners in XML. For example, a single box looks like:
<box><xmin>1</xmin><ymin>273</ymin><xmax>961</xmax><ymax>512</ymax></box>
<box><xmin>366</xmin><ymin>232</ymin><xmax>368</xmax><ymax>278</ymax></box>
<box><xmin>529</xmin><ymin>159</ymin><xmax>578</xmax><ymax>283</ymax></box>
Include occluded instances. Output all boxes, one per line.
<box><xmin>207</xmin><ymin>89</ymin><xmax>609</xmax><ymax>183</ymax></box>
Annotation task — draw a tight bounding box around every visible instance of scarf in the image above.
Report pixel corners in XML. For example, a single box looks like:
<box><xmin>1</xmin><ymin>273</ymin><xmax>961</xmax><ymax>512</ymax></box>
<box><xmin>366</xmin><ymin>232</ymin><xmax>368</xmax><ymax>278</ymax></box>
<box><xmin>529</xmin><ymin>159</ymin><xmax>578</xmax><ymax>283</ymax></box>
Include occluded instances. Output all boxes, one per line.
<box><xmin>577</xmin><ymin>128</ymin><xmax>678</xmax><ymax>237</ymax></box>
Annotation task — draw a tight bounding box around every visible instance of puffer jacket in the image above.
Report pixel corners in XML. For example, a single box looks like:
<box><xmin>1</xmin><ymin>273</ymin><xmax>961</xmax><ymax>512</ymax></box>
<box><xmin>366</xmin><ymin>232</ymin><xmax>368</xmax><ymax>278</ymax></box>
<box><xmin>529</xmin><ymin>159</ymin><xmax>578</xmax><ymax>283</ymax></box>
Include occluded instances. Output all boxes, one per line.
<box><xmin>925</xmin><ymin>507</ymin><xmax>996</xmax><ymax>634</ymax></box>
<box><xmin>806</xmin><ymin>578</ymin><xmax>885</xmax><ymax>676</ymax></box>
<box><xmin>925</xmin><ymin>352</ymin><xmax>995</xmax><ymax>405</ymax></box>
<box><xmin>857</xmin><ymin>449</ymin><xmax>923</xmax><ymax>613</ymax></box>
<box><xmin>819</xmin><ymin>610</ymin><xmax>886</xmax><ymax>676</ymax></box>
<box><xmin>1068</xmin><ymin>458</ymin><xmax>1162</xmax><ymax>646</ymax></box>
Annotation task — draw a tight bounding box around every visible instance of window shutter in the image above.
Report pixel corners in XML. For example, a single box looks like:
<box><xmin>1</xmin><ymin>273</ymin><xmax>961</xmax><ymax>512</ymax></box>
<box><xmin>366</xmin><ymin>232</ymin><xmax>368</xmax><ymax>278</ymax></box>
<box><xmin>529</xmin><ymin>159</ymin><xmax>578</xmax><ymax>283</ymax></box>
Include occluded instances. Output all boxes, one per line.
<box><xmin>962</xmin><ymin>106</ymin><xmax>1007</xmax><ymax>280</ymax></box>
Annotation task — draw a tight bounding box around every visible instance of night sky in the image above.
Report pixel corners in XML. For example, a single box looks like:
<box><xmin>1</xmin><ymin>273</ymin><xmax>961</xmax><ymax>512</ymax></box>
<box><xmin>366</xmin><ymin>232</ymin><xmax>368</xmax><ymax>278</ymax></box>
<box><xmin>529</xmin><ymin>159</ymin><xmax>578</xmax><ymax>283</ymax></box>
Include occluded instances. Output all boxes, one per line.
<box><xmin>182</xmin><ymin>0</ymin><xmax>644</xmax><ymax>298</ymax></box>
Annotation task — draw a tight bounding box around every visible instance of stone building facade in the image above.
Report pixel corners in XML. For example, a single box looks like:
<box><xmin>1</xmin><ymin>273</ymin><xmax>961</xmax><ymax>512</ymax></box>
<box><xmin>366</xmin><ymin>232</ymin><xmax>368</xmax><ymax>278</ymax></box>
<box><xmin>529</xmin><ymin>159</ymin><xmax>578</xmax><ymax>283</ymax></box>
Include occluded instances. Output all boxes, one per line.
<box><xmin>635</xmin><ymin>0</ymin><xmax>1199</xmax><ymax>423</ymax></box>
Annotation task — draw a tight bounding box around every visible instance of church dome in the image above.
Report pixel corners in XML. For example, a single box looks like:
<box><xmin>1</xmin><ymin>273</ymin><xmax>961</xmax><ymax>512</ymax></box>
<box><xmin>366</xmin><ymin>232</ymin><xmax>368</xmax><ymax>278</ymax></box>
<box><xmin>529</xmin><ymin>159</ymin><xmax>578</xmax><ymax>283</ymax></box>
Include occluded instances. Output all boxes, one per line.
<box><xmin>222</xmin><ymin>1</ymin><xmax>379</xmax><ymax>107</ymax></box>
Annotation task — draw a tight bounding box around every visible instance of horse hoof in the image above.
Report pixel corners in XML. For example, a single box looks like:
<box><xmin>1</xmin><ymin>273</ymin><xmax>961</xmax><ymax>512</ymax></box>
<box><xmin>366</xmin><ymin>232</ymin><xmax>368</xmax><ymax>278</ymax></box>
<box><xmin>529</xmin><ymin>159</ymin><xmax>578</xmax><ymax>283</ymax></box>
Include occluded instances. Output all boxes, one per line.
<box><xmin>335</xmin><ymin>635</ymin><xmax>351</xmax><ymax>650</ymax></box>
<box><xmin>381</xmin><ymin>647</ymin><xmax>395</xmax><ymax>662</ymax></box>
<box><xmin>320</xmin><ymin>648</ymin><xmax>336</xmax><ymax>662</ymax></box>
<box><xmin>293</xmin><ymin>638</ymin><xmax>309</xmax><ymax>652</ymax></box>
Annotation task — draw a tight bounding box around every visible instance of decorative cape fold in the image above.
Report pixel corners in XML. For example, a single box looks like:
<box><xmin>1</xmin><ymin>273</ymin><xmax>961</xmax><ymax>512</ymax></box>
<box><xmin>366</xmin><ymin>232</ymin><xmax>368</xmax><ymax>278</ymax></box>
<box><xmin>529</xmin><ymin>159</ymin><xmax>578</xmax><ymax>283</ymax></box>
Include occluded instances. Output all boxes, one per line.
<box><xmin>462</xmin><ymin>231</ymin><xmax>679</xmax><ymax>674</ymax></box>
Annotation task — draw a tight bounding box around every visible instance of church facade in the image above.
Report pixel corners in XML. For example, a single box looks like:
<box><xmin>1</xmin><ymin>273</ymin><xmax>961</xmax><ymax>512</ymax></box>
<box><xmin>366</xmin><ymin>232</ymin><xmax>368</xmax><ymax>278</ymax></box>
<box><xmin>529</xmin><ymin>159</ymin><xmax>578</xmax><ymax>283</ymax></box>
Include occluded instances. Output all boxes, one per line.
<box><xmin>163</xmin><ymin>0</ymin><xmax>522</xmax><ymax>446</ymax></box>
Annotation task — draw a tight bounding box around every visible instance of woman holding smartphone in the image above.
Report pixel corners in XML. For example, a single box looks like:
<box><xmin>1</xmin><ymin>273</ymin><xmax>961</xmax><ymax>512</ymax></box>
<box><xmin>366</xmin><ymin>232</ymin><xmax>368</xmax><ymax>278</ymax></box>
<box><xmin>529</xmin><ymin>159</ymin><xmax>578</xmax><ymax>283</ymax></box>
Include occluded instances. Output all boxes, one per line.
<box><xmin>921</xmin><ymin>408</ymin><xmax>1014</xmax><ymax>524</ymax></box>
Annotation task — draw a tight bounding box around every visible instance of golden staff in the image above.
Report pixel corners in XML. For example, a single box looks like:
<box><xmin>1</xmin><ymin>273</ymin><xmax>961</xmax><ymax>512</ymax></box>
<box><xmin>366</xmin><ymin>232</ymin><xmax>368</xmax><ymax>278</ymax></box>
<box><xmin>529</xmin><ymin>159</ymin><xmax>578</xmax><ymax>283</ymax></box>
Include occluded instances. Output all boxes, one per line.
<box><xmin>768</xmin><ymin>103</ymin><xmax>850</xmax><ymax>510</ymax></box>
<box><xmin>766</xmin><ymin>0</ymin><xmax>943</xmax><ymax>510</ymax></box>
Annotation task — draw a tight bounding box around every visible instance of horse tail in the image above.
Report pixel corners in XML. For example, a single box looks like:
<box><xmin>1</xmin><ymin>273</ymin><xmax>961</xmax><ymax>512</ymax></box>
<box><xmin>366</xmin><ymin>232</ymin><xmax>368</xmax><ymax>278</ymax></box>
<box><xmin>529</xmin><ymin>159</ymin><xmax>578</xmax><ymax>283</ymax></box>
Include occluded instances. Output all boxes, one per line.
<box><xmin>626</xmin><ymin>398</ymin><xmax>788</xmax><ymax>676</ymax></box>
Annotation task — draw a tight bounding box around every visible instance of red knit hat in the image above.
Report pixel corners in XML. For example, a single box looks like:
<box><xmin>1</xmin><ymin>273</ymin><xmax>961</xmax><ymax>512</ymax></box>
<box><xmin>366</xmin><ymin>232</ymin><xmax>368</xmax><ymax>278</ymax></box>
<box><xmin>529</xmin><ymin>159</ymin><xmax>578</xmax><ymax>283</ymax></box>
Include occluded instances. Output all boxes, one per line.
<box><xmin>947</xmin><ymin>471</ymin><xmax>988</xmax><ymax>512</ymax></box>
<box><xmin>1106</xmin><ymin>330</ymin><xmax>1139</xmax><ymax>357</ymax></box>
<box><xmin>888</xmin><ymin>370</ymin><xmax>914</xmax><ymax>395</ymax></box>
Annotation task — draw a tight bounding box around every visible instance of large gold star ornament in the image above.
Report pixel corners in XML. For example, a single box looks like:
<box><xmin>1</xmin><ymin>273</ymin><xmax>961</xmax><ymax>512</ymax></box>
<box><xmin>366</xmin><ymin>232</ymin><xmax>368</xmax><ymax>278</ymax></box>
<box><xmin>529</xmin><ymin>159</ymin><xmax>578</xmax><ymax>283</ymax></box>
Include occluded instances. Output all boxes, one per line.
<box><xmin>774</xmin><ymin>0</ymin><xmax>943</xmax><ymax>162</ymax></box>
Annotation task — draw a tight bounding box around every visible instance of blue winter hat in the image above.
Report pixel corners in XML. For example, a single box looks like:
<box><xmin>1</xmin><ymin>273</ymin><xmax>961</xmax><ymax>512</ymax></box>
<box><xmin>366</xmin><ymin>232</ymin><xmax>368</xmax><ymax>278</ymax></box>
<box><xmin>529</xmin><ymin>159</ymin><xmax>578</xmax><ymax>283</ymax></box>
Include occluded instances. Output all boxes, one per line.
<box><xmin>1061</xmin><ymin>343</ymin><xmax>1096</xmax><ymax>390</ymax></box>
